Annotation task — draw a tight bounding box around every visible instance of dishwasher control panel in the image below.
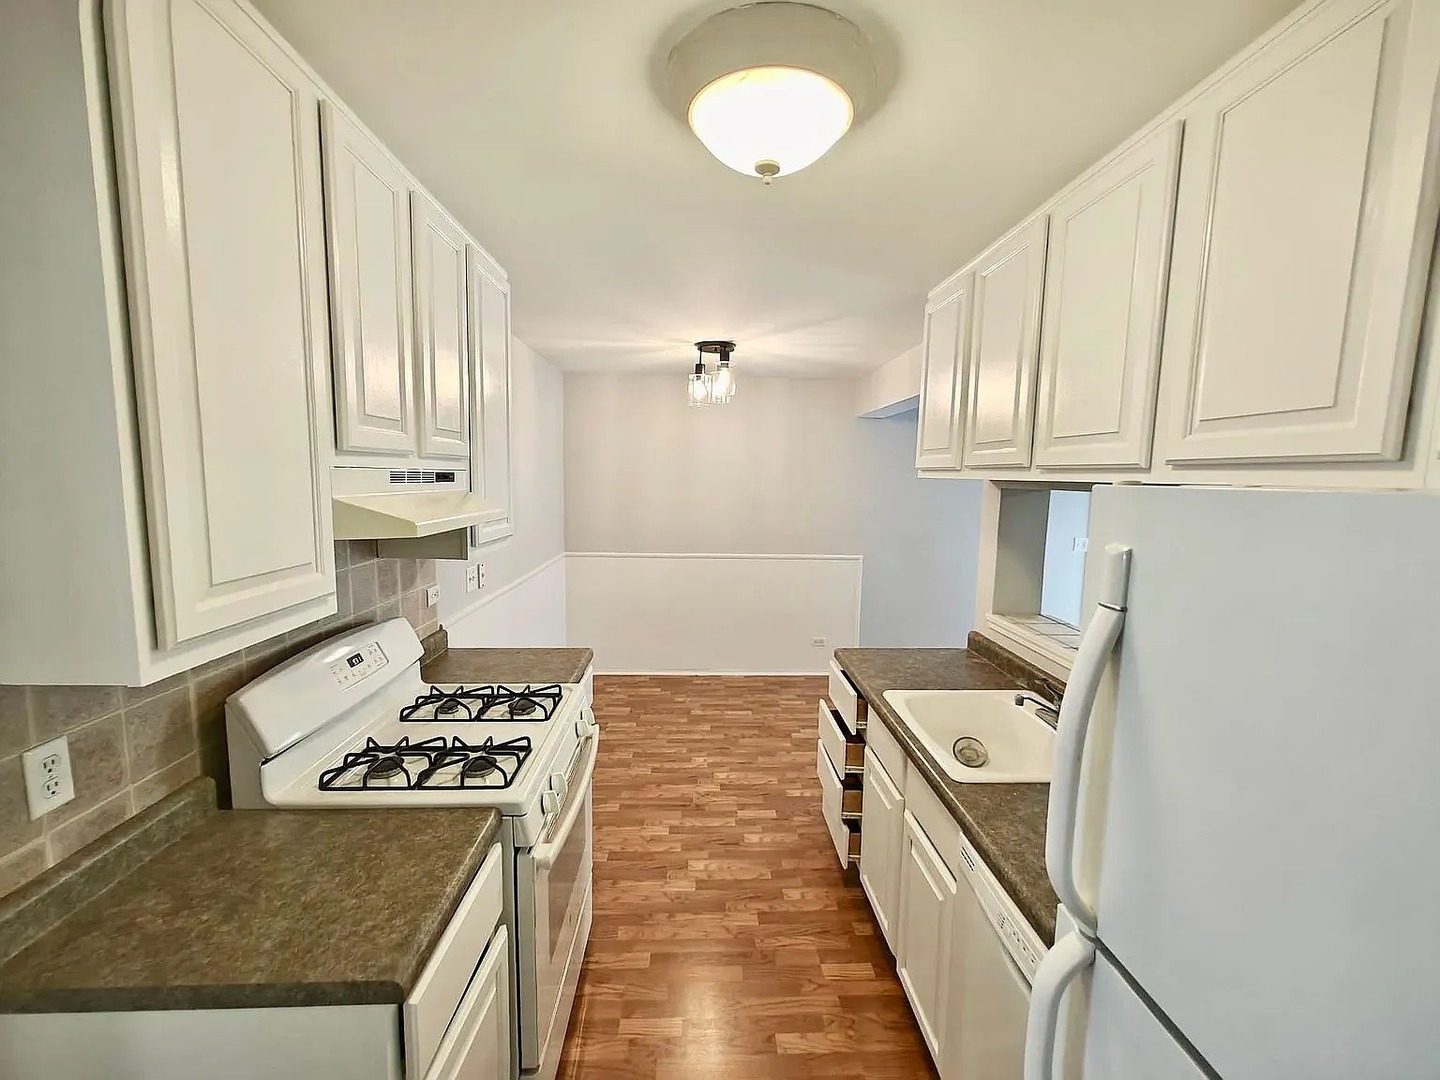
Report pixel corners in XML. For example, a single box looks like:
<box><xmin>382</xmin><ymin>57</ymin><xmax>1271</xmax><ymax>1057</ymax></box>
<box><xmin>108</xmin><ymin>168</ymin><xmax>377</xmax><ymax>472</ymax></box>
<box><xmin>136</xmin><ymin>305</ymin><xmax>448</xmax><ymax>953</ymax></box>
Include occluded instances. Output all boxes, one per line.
<box><xmin>957</xmin><ymin>832</ymin><xmax>1046</xmax><ymax>980</ymax></box>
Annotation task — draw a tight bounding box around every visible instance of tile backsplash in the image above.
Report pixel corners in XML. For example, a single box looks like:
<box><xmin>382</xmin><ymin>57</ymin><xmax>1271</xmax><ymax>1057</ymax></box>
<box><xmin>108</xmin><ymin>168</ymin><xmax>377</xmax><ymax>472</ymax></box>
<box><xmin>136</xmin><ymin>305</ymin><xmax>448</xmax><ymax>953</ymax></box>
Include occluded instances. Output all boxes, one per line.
<box><xmin>0</xmin><ymin>542</ymin><xmax>439</xmax><ymax>899</ymax></box>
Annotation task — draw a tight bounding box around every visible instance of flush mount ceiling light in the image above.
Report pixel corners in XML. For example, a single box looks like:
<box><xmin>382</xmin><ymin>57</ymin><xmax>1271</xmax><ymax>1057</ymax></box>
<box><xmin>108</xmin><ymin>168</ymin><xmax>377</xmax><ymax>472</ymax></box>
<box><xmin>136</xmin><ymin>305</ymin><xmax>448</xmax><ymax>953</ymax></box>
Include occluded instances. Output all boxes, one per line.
<box><xmin>687</xmin><ymin>341</ymin><xmax>738</xmax><ymax>406</ymax></box>
<box><xmin>667</xmin><ymin>3</ymin><xmax>877</xmax><ymax>184</ymax></box>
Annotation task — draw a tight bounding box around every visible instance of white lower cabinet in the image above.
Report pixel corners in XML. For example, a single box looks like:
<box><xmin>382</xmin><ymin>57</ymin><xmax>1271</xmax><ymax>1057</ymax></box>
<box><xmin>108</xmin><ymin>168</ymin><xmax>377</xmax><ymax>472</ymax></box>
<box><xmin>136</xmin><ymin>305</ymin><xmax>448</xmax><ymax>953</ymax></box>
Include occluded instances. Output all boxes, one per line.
<box><xmin>896</xmin><ymin>809</ymin><xmax>958</xmax><ymax>1063</ymax></box>
<box><xmin>424</xmin><ymin>927</ymin><xmax>510</xmax><ymax>1080</ymax></box>
<box><xmin>859</xmin><ymin>753</ymin><xmax>905</xmax><ymax>954</ymax></box>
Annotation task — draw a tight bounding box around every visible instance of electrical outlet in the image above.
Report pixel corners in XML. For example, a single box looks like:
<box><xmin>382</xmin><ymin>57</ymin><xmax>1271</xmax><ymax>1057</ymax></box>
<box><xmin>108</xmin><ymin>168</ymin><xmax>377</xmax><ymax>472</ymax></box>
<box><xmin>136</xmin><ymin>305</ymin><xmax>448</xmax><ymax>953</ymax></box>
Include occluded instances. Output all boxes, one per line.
<box><xmin>22</xmin><ymin>736</ymin><xmax>75</xmax><ymax>819</ymax></box>
<box><xmin>425</xmin><ymin>585</ymin><xmax>441</xmax><ymax>607</ymax></box>
<box><xmin>465</xmin><ymin>565</ymin><xmax>479</xmax><ymax>593</ymax></box>
<box><xmin>812</xmin><ymin>636</ymin><xmax>827</xmax><ymax>647</ymax></box>
<box><xmin>1073</xmin><ymin>537</ymin><xmax>1089</xmax><ymax>553</ymax></box>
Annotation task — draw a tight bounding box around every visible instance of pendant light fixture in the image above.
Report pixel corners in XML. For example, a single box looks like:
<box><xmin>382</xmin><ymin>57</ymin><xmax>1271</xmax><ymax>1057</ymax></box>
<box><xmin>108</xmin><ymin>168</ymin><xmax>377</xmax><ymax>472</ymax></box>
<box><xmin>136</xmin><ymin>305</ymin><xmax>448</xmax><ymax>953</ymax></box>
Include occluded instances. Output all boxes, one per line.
<box><xmin>686</xmin><ymin>341</ymin><xmax>737</xmax><ymax>405</ymax></box>
<box><xmin>667</xmin><ymin>3</ymin><xmax>877</xmax><ymax>185</ymax></box>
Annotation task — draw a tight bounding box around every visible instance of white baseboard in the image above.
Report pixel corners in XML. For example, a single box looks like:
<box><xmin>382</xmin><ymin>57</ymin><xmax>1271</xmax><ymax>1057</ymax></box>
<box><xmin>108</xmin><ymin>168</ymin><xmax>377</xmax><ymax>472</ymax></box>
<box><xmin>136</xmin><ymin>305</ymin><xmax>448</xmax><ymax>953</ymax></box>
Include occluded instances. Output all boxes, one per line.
<box><xmin>565</xmin><ymin>552</ymin><xmax>862</xmax><ymax>675</ymax></box>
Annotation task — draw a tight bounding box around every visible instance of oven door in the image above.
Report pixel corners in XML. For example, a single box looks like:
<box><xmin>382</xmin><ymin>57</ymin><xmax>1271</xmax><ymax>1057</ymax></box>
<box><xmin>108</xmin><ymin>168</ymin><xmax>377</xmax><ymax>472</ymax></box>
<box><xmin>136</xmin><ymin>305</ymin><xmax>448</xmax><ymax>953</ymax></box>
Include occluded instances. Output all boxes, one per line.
<box><xmin>516</xmin><ymin>731</ymin><xmax>597</xmax><ymax>1074</ymax></box>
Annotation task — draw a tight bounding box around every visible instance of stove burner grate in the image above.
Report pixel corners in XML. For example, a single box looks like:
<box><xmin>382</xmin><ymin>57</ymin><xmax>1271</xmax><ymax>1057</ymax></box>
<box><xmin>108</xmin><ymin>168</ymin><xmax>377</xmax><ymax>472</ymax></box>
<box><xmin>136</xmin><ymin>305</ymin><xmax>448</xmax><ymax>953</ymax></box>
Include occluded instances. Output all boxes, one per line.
<box><xmin>318</xmin><ymin>734</ymin><xmax>533</xmax><ymax>792</ymax></box>
<box><xmin>399</xmin><ymin>684</ymin><xmax>563</xmax><ymax>723</ymax></box>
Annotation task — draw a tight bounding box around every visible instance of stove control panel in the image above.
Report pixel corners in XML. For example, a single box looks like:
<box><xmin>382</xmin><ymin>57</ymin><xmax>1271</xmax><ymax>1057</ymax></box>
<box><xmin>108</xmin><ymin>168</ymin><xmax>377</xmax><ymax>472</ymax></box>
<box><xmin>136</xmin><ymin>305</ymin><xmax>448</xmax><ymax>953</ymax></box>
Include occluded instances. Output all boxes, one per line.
<box><xmin>328</xmin><ymin>642</ymin><xmax>388</xmax><ymax>689</ymax></box>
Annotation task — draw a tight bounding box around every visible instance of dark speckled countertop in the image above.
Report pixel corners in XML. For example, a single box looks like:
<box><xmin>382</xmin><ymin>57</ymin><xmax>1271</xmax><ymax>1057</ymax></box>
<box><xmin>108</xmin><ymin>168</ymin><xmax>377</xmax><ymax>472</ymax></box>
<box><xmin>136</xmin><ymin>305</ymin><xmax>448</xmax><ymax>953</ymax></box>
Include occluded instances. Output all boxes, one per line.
<box><xmin>422</xmin><ymin>647</ymin><xmax>593</xmax><ymax>686</ymax></box>
<box><xmin>834</xmin><ymin>646</ymin><xmax>1060</xmax><ymax>945</ymax></box>
<box><xmin>0</xmin><ymin>805</ymin><xmax>501</xmax><ymax>1012</ymax></box>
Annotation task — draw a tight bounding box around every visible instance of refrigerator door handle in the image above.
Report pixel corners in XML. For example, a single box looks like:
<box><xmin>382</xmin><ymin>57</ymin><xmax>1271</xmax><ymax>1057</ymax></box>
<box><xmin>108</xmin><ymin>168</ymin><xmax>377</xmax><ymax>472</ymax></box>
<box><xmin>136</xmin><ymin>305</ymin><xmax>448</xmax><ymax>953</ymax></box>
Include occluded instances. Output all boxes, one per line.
<box><xmin>1024</xmin><ymin>928</ymin><xmax>1097</xmax><ymax>1080</ymax></box>
<box><xmin>1046</xmin><ymin>544</ymin><xmax>1131</xmax><ymax>933</ymax></box>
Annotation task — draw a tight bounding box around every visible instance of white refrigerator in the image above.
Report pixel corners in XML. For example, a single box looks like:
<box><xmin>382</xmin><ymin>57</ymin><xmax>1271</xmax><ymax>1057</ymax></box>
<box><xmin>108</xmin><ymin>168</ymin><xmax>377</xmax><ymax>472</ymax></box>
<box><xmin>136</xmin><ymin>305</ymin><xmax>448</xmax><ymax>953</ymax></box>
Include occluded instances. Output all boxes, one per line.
<box><xmin>1025</xmin><ymin>485</ymin><xmax>1440</xmax><ymax>1079</ymax></box>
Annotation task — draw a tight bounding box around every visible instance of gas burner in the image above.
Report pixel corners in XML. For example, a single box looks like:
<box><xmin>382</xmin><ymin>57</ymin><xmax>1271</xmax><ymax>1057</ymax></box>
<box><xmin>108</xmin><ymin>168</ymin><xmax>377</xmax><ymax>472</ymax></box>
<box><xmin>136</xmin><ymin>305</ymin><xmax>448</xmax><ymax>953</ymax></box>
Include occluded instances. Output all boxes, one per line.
<box><xmin>399</xmin><ymin>684</ymin><xmax>563</xmax><ymax>723</ymax></box>
<box><xmin>319</xmin><ymin>735</ymin><xmax>533</xmax><ymax>792</ymax></box>
<box><xmin>366</xmin><ymin>755</ymin><xmax>405</xmax><ymax>781</ymax></box>
<box><xmin>462</xmin><ymin>754</ymin><xmax>499</xmax><ymax>779</ymax></box>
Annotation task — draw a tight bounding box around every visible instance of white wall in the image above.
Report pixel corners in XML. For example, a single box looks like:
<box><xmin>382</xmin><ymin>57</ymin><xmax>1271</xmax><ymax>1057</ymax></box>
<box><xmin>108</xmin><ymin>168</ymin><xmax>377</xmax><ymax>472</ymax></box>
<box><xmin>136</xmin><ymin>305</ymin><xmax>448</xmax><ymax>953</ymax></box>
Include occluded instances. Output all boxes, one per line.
<box><xmin>567</xmin><ymin>554</ymin><xmax>861</xmax><ymax>674</ymax></box>
<box><xmin>1040</xmin><ymin>489</ymin><xmax>1091</xmax><ymax>627</ymax></box>
<box><xmin>563</xmin><ymin>373</ymin><xmax>984</xmax><ymax>671</ymax></box>
<box><xmin>853</xmin><ymin>415</ymin><xmax>985</xmax><ymax>647</ymax></box>
<box><xmin>439</xmin><ymin>338</ymin><xmax>567</xmax><ymax>645</ymax></box>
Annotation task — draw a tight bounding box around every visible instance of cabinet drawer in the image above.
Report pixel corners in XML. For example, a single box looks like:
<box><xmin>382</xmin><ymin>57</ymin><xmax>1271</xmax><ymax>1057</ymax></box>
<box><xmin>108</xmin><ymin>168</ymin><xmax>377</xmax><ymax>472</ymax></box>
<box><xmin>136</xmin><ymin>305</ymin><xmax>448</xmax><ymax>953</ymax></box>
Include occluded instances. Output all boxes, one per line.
<box><xmin>827</xmin><ymin>658</ymin><xmax>867</xmax><ymax>734</ymax></box>
<box><xmin>904</xmin><ymin>770</ymin><xmax>962</xmax><ymax>881</ymax></box>
<box><xmin>817</xmin><ymin>741</ymin><xmax>861</xmax><ymax>868</ymax></box>
<box><xmin>818</xmin><ymin>699</ymin><xmax>864</xmax><ymax>780</ymax></box>
<box><xmin>865</xmin><ymin>712</ymin><xmax>907</xmax><ymax>789</ymax></box>
<box><xmin>404</xmin><ymin>842</ymin><xmax>504</xmax><ymax>1079</ymax></box>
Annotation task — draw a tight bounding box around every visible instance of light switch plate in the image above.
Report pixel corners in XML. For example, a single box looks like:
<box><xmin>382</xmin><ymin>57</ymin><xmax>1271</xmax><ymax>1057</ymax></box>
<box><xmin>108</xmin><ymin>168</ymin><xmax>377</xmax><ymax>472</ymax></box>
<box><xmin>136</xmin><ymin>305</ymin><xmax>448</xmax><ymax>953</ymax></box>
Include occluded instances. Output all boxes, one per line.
<box><xmin>22</xmin><ymin>736</ymin><xmax>75</xmax><ymax>819</ymax></box>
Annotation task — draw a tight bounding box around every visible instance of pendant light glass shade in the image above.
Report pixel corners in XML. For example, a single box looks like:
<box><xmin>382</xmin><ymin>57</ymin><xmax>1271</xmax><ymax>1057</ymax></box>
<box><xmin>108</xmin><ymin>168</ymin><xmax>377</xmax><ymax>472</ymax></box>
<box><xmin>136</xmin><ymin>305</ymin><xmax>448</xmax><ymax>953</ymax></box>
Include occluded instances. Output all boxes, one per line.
<box><xmin>710</xmin><ymin>360</ymin><xmax>736</xmax><ymax>402</ymax></box>
<box><xmin>688</xmin><ymin>66</ymin><xmax>853</xmax><ymax>182</ymax></box>
<box><xmin>688</xmin><ymin>362</ymin><xmax>711</xmax><ymax>406</ymax></box>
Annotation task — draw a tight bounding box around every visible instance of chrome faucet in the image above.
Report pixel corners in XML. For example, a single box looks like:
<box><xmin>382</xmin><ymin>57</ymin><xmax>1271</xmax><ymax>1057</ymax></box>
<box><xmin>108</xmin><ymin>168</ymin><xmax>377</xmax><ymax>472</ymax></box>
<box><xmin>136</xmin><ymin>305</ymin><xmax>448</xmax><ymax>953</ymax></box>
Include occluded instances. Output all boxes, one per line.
<box><xmin>1014</xmin><ymin>691</ymin><xmax>1061</xmax><ymax>728</ymax></box>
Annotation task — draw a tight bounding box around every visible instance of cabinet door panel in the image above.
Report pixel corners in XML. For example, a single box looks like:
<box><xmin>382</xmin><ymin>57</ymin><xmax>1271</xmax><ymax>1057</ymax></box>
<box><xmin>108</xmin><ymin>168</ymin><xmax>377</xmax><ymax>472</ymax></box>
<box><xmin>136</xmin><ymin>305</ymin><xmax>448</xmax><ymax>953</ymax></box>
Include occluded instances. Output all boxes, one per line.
<box><xmin>1035</xmin><ymin>123</ymin><xmax>1182</xmax><ymax>468</ymax></box>
<box><xmin>859</xmin><ymin>755</ymin><xmax>904</xmax><ymax>954</ymax></box>
<box><xmin>915</xmin><ymin>276</ymin><xmax>971</xmax><ymax>469</ymax></box>
<box><xmin>108</xmin><ymin>0</ymin><xmax>334</xmax><ymax>648</ymax></box>
<box><xmin>412</xmin><ymin>191</ymin><xmax>470</xmax><ymax>459</ymax></box>
<box><xmin>897</xmin><ymin>811</ymin><xmax>956</xmax><ymax>1064</ymax></box>
<box><xmin>1160</xmin><ymin>0</ymin><xmax>1440</xmax><ymax>463</ymax></box>
<box><xmin>320</xmin><ymin>102</ymin><xmax>415</xmax><ymax>455</ymax></box>
<box><xmin>468</xmin><ymin>246</ymin><xmax>514</xmax><ymax>546</ymax></box>
<box><xmin>963</xmin><ymin>217</ymin><xmax>1049</xmax><ymax>468</ymax></box>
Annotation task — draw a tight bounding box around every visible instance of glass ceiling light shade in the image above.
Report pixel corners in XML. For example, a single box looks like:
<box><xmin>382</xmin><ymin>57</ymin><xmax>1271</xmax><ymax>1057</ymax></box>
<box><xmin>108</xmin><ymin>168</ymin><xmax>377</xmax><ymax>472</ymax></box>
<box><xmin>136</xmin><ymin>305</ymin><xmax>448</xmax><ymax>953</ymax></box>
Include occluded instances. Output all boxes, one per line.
<box><xmin>687</xmin><ymin>341</ymin><xmax>737</xmax><ymax>405</ymax></box>
<box><xmin>688</xmin><ymin>361</ymin><xmax>712</xmax><ymax>407</ymax></box>
<box><xmin>710</xmin><ymin>358</ymin><xmax>736</xmax><ymax>402</ymax></box>
<box><xmin>666</xmin><ymin>3</ymin><xmax>877</xmax><ymax>185</ymax></box>
<box><xmin>688</xmin><ymin>66</ymin><xmax>853</xmax><ymax>183</ymax></box>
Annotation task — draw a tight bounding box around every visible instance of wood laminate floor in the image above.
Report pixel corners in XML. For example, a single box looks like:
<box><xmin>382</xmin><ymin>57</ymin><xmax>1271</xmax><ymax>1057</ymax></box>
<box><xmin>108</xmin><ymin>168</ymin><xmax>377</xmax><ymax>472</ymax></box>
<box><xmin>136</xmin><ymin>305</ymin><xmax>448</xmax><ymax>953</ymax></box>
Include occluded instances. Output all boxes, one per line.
<box><xmin>556</xmin><ymin>676</ymin><xmax>938</xmax><ymax>1079</ymax></box>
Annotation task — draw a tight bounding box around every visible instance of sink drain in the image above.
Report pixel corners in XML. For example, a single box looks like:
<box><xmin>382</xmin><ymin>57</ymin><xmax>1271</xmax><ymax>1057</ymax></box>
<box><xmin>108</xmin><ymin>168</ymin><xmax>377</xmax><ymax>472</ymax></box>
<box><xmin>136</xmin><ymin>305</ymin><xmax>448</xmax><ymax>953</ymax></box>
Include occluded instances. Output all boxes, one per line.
<box><xmin>953</xmin><ymin>736</ymin><xmax>989</xmax><ymax>769</ymax></box>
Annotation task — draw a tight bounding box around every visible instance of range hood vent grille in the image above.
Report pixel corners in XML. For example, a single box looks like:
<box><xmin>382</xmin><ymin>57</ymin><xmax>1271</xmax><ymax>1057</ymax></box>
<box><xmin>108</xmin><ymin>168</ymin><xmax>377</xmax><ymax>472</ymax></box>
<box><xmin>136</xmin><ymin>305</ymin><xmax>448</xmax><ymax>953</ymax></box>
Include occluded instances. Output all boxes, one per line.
<box><xmin>388</xmin><ymin>469</ymin><xmax>456</xmax><ymax>486</ymax></box>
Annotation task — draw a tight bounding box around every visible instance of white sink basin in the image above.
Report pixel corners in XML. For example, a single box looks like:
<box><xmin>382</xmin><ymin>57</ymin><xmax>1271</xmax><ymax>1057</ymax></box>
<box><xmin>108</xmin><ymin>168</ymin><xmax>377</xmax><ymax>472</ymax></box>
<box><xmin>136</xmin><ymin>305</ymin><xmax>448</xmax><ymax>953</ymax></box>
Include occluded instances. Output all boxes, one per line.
<box><xmin>882</xmin><ymin>690</ymin><xmax>1056</xmax><ymax>784</ymax></box>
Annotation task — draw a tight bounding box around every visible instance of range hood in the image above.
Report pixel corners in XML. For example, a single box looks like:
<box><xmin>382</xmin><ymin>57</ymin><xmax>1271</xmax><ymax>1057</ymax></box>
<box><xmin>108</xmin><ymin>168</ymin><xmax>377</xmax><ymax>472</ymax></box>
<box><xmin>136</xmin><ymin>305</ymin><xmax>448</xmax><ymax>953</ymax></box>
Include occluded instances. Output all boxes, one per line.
<box><xmin>331</xmin><ymin>467</ymin><xmax>501</xmax><ymax>551</ymax></box>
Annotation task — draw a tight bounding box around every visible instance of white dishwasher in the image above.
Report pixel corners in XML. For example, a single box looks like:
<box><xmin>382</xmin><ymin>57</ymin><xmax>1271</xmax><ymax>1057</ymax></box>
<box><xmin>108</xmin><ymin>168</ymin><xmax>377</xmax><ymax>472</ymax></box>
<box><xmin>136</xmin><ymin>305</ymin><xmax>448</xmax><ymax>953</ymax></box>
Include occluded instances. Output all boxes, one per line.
<box><xmin>944</xmin><ymin>829</ymin><xmax>1048</xmax><ymax>1079</ymax></box>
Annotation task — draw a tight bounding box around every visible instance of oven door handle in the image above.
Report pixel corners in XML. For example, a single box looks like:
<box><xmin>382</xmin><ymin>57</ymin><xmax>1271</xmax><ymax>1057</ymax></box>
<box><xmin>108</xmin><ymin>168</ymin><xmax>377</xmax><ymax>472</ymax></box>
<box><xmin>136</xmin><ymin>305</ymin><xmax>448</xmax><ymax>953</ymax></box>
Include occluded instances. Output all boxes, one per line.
<box><xmin>531</xmin><ymin>733</ymin><xmax>598</xmax><ymax>870</ymax></box>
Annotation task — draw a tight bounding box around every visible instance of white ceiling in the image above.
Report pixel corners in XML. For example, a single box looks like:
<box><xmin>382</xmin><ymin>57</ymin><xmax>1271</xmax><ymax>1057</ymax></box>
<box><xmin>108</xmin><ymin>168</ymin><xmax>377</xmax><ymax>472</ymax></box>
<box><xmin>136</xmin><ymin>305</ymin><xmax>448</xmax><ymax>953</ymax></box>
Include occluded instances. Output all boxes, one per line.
<box><xmin>253</xmin><ymin>0</ymin><xmax>1299</xmax><ymax>377</ymax></box>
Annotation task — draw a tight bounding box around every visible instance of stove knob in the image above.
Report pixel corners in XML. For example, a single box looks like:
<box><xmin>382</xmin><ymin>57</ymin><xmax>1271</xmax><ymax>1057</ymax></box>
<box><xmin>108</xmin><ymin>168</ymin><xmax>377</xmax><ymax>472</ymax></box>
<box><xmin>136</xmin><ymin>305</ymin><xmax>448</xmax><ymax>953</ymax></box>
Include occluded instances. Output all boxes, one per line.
<box><xmin>541</xmin><ymin>791</ymin><xmax>561</xmax><ymax>816</ymax></box>
<box><xmin>550</xmin><ymin>772</ymin><xmax>568</xmax><ymax>798</ymax></box>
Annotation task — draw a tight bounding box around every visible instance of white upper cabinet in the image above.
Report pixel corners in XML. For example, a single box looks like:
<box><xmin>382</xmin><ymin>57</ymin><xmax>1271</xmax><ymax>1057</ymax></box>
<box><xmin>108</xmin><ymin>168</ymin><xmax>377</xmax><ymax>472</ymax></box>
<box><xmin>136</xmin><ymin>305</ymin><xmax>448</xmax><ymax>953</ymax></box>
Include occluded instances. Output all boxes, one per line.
<box><xmin>320</xmin><ymin>102</ymin><xmax>416</xmax><ymax>456</ymax></box>
<box><xmin>411</xmin><ymin>191</ymin><xmax>471</xmax><ymax>460</ymax></box>
<box><xmin>1159</xmin><ymin>0</ymin><xmax>1440</xmax><ymax>464</ymax></box>
<box><xmin>107</xmin><ymin>0</ymin><xmax>334</xmax><ymax>648</ymax></box>
<box><xmin>915</xmin><ymin>274</ymin><xmax>972</xmax><ymax>469</ymax></box>
<box><xmin>1034</xmin><ymin>123</ymin><xmax>1183</xmax><ymax>469</ymax></box>
<box><xmin>962</xmin><ymin>217</ymin><xmax>1049</xmax><ymax>469</ymax></box>
<box><xmin>467</xmin><ymin>245</ymin><xmax>515</xmax><ymax>546</ymax></box>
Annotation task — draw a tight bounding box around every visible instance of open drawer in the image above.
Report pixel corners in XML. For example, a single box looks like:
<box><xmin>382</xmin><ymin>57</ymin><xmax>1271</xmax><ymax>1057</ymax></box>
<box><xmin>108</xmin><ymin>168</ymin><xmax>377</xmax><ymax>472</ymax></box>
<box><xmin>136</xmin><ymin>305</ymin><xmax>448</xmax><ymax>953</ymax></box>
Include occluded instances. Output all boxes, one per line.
<box><xmin>817</xmin><ymin>741</ymin><xmax>861</xmax><ymax>869</ymax></box>
<box><xmin>827</xmin><ymin>658</ymin><xmax>867</xmax><ymax>734</ymax></box>
<box><xmin>818</xmin><ymin>699</ymin><xmax>864</xmax><ymax>780</ymax></box>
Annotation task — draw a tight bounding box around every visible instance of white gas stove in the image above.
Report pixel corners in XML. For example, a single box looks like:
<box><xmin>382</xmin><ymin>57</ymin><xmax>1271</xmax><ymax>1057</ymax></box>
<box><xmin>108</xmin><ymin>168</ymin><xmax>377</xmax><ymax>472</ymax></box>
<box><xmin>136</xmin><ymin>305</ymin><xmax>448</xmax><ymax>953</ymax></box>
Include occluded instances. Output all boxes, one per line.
<box><xmin>225</xmin><ymin>618</ymin><xmax>595</xmax><ymax>1080</ymax></box>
